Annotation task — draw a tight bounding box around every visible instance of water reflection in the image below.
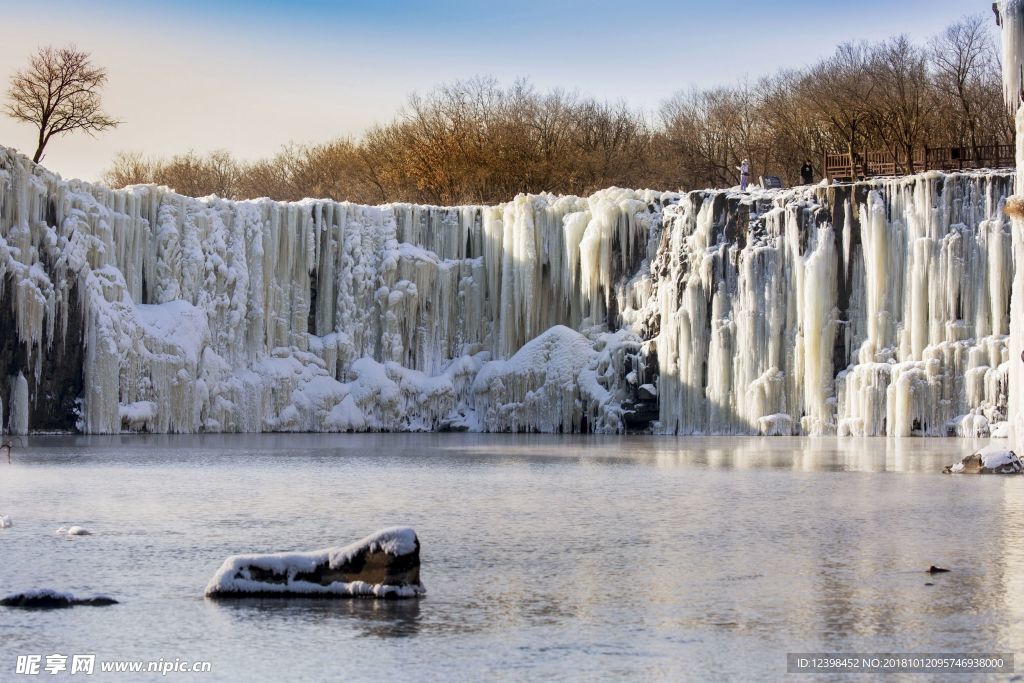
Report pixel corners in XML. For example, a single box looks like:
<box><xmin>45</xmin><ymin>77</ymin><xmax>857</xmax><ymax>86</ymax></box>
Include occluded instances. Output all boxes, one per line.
<box><xmin>7</xmin><ymin>433</ymin><xmax>991</xmax><ymax>474</ymax></box>
<box><xmin>209</xmin><ymin>597</ymin><xmax>422</xmax><ymax>639</ymax></box>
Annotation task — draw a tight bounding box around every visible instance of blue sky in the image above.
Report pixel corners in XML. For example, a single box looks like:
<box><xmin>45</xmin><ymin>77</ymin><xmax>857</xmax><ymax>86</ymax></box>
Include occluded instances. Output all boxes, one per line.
<box><xmin>0</xmin><ymin>0</ymin><xmax>991</xmax><ymax>180</ymax></box>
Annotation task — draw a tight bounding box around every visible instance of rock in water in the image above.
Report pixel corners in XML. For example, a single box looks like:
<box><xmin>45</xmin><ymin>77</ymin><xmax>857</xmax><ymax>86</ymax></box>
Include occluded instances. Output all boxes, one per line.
<box><xmin>205</xmin><ymin>527</ymin><xmax>424</xmax><ymax>599</ymax></box>
<box><xmin>0</xmin><ymin>515</ymin><xmax>11</xmax><ymax>528</ymax></box>
<box><xmin>943</xmin><ymin>445</ymin><xmax>1024</xmax><ymax>474</ymax></box>
<box><xmin>1</xmin><ymin>589</ymin><xmax>117</xmax><ymax>608</ymax></box>
<box><xmin>55</xmin><ymin>526</ymin><xmax>92</xmax><ymax>536</ymax></box>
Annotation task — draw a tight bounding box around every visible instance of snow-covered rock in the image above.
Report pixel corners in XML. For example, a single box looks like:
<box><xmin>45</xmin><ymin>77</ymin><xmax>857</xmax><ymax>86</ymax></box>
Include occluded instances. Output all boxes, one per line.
<box><xmin>56</xmin><ymin>526</ymin><xmax>92</xmax><ymax>536</ymax></box>
<box><xmin>471</xmin><ymin>325</ymin><xmax>601</xmax><ymax>433</ymax></box>
<box><xmin>943</xmin><ymin>444</ymin><xmax>1024</xmax><ymax>474</ymax></box>
<box><xmin>951</xmin><ymin>411</ymin><xmax>991</xmax><ymax>438</ymax></box>
<box><xmin>1</xmin><ymin>589</ymin><xmax>117</xmax><ymax>608</ymax></box>
<box><xmin>758</xmin><ymin>413</ymin><xmax>794</xmax><ymax>436</ymax></box>
<box><xmin>0</xmin><ymin>515</ymin><xmax>11</xmax><ymax>528</ymax></box>
<box><xmin>205</xmin><ymin>527</ymin><xmax>424</xmax><ymax>599</ymax></box>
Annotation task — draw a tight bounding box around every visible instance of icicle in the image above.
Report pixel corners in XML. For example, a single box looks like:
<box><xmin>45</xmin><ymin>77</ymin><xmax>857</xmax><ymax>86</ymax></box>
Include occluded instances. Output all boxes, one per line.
<box><xmin>1000</xmin><ymin>0</ymin><xmax>1024</xmax><ymax>111</ymax></box>
<box><xmin>8</xmin><ymin>373</ymin><xmax>28</xmax><ymax>435</ymax></box>
<box><xmin>1001</xmin><ymin>1</ymin><xmax>1024</xmax><ymax>445</ymax></box>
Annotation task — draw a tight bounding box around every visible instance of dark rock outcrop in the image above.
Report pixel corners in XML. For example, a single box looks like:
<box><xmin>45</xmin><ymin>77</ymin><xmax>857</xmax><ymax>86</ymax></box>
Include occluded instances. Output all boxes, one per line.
<box><xmin>0</xmin><ymin>273</ymin><xmax>85</xmax><ymax>434</ymax></box>
<box><xmin>2</xmin><ymin>590</ymin><xmax>118</xmax><ymax>608</ymax></box>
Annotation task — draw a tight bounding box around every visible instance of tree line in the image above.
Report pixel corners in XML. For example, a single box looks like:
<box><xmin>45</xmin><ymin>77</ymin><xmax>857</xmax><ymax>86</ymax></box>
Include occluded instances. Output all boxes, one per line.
<box><xmin>101</xmin><ymin>14</ymin><xmax>1010</xmax><ymax>204</ymax></box>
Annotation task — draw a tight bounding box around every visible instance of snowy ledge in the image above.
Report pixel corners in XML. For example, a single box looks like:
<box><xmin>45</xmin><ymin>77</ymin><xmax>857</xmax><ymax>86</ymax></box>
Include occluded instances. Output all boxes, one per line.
<box><xmin>204</xmin><ymin>527</ymin><xmax>425</xmax><ymax>599</ymax></box>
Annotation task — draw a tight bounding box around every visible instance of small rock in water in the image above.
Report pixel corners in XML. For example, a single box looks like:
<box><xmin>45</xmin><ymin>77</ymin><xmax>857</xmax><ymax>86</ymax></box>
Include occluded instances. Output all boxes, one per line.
<box><xmin>56</xmin><ymin>526</ymin><xmax>92</xmax><ymax>536</ymax></box>
<box><xmin>943</xmin><ymin>445</ymin><xmax>1023</xmax><ymax>474</ymax></box>
<box><xmin>205</xmin><ymin>527</ymin><xmax>425</xmax><ymax>599</ymax></box>
<box><xmin>0</xmin><ymin>515</ymin><xmax>11</xmax><ymax>528</ymax></box>
<box><xmin>927</xmin><ymin>565</ymin><xmax>951</xmax><ymax>574</ymax></box>
<box><xmin>1</xmin><ymin>589</ymin><xmax>117</xmax><ymax>608</ymax></box>
<box><xmin>924</xmin><ymin>582</ymin><xmax>934</xmax><ymax>586</ymax></box>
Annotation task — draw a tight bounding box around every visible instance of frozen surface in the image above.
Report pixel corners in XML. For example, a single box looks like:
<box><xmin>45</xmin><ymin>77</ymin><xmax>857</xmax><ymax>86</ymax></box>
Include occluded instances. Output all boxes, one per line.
<box><xmin>3</xmin><ymin>433</ymin><xmax>1024</xmax><ymax>680</ymax></box>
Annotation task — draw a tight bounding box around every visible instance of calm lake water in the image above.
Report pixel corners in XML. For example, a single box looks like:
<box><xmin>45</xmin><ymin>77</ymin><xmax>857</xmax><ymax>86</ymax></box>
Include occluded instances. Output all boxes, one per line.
<box><xmin>1</xmin><ymin>434</ymin><xmax>1023</xmax><ymax>681</ymax></box>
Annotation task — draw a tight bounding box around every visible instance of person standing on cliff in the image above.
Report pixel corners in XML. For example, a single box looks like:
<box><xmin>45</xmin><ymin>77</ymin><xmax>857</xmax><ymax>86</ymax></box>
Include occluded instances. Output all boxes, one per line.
<box><xmin>800</xmin><ymin>160</ymin><xmax>814</xmax><ymax>185</ymax></box>
<box><xmin>738</xmin><ymin>159</ymin><xmax>750</xmax><ymax>191</ymax></box>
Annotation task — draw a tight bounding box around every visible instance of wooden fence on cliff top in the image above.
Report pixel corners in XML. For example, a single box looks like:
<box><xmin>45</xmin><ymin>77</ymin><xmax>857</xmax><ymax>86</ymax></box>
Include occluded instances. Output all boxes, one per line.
<box><xmin>824</xmin><ymin>145</ymin><xmax>1015</xmax><ymax>182</ymax></box>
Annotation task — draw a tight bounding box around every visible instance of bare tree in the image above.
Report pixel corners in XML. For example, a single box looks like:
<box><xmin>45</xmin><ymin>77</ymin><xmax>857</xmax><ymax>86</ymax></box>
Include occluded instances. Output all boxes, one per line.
<box><xmin>5</xmin><ymin>45</ymin><xmax>119</xmax><ymax>163</ymax></box>
<box><xmin>103</xmin><ymin>151</ymin><xmax>153</xmax><ymax>187</ymax></box>
<box><xmin>799</xmin><ymin>43</ymin><xmax>878</xmax><ymax>157</ymax></box>
<box><xmin>929</xmin><ymin>14</ymin><xmax>1000</xmax><ymax>155</ymax></box>
<box><xmin>869</xmin><ymin>36</ymin><xmax>935</xmax><ymax>172</ymax></box>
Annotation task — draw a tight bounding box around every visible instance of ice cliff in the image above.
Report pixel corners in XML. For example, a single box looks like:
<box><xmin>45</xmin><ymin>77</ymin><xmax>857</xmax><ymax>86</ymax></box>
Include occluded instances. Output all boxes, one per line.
<box><xmin>0</xmin><ymin>146</ymin><xmax>1014</xmax><ymax>436</ymax></box>
<box><xmin>997</xmin><ymin>0</ymin><xmax>1024</xmax><ymax>445</ymax></box>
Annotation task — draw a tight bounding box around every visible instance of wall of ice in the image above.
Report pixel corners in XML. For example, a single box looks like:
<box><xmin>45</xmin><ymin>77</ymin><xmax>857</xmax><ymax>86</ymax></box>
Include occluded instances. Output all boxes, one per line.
<box><xmin>998</xmin><ymin>0</ymin><xmax>1024</xmax><ymax>446</ymax></box>
<box><xmin>0</xmin><ymin>147</ymin><xmax>660</xmax><ymax>435</ymax></box>
<box><xmin>0</xmin><ymin>146</ymin><xmax>1015</xmax><ymax>436</ymax></box>
<box><xmin>642</xmin><ymin>176</ymin><xmax>1014</xmax><ymax>437</ymax></box>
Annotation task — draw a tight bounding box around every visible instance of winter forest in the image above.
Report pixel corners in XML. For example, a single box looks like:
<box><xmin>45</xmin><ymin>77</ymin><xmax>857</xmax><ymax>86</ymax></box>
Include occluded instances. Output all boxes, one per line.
<box><xmin>101</xmin><ymin>15</ymin><xmax>1010</xmax><ymax>205</ymax></box>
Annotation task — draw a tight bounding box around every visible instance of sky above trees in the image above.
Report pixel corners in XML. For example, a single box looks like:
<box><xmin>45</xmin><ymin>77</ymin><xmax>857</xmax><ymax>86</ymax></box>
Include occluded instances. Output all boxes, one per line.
<box><xmin>0</xmin><ymin>0</ymin><xmax>987</xmax><ymax>180</ymax></box>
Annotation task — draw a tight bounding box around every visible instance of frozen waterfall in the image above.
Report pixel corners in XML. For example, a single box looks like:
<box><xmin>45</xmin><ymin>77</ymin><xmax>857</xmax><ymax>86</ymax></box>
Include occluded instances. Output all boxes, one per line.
<box><xmin>0</xmin><ymin>146</ymin><xmax>1015</xmax><ymax>436</ymax></box>
<box><xmin>997</xmin><ymin>0</ymin><xmax>1024</xmax><ymax>446</ymax></box>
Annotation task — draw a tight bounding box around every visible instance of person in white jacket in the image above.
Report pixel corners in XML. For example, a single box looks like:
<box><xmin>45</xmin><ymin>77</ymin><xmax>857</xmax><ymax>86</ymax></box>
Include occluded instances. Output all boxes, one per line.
<box><xmin>738</xmin><ymin>159</ymin><xmax>750</xmax><ymax>191</ymax></box>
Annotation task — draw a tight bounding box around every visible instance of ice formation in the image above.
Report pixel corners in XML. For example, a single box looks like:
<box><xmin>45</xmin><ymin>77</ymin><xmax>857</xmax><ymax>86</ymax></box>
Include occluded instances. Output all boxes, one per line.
<box><xmin>998</xmin><ymin>0</ymin><xmax>1024</xmax><ymax>445</ymax></box>
<box><xmin>0</xmin><ymin>145</ymin><xmax>1016</xmax><ymax>436</ymax></box>
<box><xmin>647</xmin><ymin>177</ymin><xmax>1014</xmax><ymax>436</ymax></box>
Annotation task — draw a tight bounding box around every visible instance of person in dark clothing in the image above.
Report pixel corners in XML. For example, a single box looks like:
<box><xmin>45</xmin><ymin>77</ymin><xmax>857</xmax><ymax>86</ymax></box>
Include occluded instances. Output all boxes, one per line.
<box><xmin>800</xmin><ymin>160</ymin><xmax>814</xmax><ymax>185</ymax></box>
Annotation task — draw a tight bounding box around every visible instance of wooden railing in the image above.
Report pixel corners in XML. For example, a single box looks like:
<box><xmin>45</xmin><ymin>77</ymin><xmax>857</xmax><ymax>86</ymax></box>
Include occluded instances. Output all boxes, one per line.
<box><xmin>824</xmin><ymin>145</ymin><xmax>1014</xmax><ymax>182</ymax></box>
